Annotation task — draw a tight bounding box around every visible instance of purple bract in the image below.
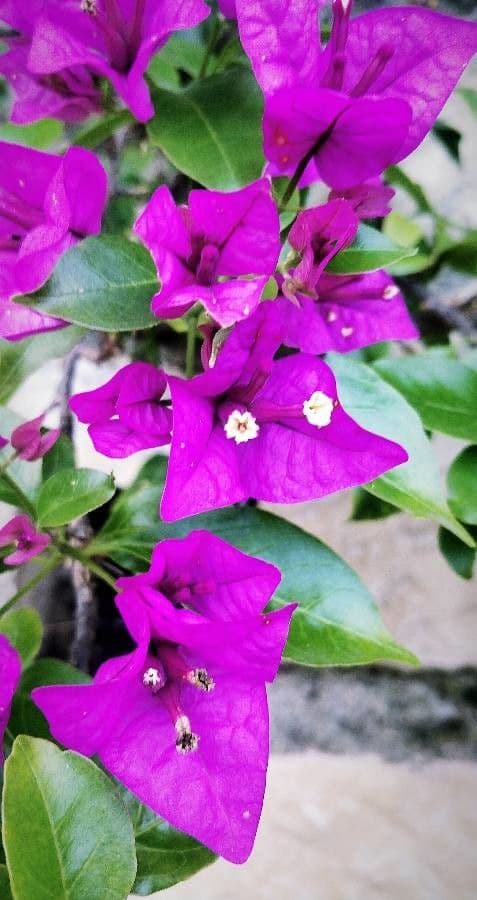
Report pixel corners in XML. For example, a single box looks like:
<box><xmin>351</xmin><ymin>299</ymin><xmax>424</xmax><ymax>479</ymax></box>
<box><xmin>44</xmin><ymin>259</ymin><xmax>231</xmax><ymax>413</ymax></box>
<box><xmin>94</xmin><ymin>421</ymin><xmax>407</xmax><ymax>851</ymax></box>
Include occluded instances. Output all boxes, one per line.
<box><xmin>0</xmin><ymin>634</ymin><xmax>21</xmax><ymax>765</ymax></box>
<box><xmin>70</xmin><ymin>362</ymin><xmax>172</xmax><ymax>458</ymax></box>
<box><xmin>236</xmin><ymin>0</ymin><xmax>477</xmax><ymax>188</ymax></box>
<box><xmin>161</xmin><ymin>301</ymin><xmax>408</xmax><ymax>521</ymax></box>
<box><xmin>26</xmin><ymin>0</ymin><xmax>210</xmax><ymax>124</ymax></box>
<box><xmin>0</xmin><ymin>141</ymin><xmax>107</xmax><ymax>341</ymax></box>
<box><xmin>0</xmin><ymin>514</ymin><xmax>51</xmax><ymax>565</ymax></box>
<box><xmin>33</xmin><ymin>531</ymin><xmax>296</xmax><ymax>862</ymax></box>
<box><xmin>134</xmin><ymin>179</ymin><xmax>280</xmax><ymax>328</ymax></box>
<box><xmin>280</xmin><ymin>199</ymin><xmax>418</xmax><ymax>354</ymax></box>
<box><xmin>10</xmin><ymin>414</ymin><xmax>60</xmax><ymax>461</ymax></box>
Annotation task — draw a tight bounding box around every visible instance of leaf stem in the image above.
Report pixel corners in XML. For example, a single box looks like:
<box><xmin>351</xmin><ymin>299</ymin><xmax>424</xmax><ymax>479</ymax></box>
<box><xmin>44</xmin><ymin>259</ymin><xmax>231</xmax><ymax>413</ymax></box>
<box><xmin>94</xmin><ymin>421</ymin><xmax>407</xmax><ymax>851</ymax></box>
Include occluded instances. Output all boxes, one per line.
<box><xmin>0</xmin><ymin>470</ymin><xmax>37</xmax><ymax>518</ymax></box>
<box><xmin>0</xmin><ymin>552</ymin><xmax>62</xmax><ymax>617</ymax></box>
<box><xmin>279</xmin><ymin>129</ymin><xmax>333</xmax><ymax>213</ymax></box>
<box><xmin>198</xmin><ymin>17</ymin><xmax>222</xmax><ymax>79</ymax></box>
<box><xmin>56</xmin><ymin>542</ymin><xmax>118</xmax><ymax>590</ymax></box>
<box><xmin>0</xmin><ymin>450</ymin><xmax>19</xmax><ymax>475</ymax></box>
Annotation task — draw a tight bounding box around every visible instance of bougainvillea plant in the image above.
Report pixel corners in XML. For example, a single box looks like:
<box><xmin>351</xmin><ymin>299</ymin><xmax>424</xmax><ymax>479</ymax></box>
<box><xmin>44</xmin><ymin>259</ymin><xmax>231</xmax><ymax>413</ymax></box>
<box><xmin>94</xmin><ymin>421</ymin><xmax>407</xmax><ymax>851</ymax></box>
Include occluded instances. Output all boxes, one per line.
<box><xmin>0</xmin><ymin>0</ymin><xmax>476</xmax><ymax>896</ymax></box>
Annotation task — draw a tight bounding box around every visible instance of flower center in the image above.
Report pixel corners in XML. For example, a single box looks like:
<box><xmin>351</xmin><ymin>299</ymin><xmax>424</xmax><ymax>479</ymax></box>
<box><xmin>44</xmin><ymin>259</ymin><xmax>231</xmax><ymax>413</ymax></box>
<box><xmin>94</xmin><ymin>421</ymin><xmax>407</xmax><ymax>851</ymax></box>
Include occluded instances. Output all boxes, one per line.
<box><xmin>81</xmin><ymin>0</ymin><xmax>146</xmax><ymax>71</ymax></box>
<box><xmin>224</xmin><ymin>409</ymin><xmax>260</xmax><ymax>444</ymax></box>
<box><xmin>302</xmin><ymin>391</ymin><xmax>335</xmax><ymax>427</ymax></box>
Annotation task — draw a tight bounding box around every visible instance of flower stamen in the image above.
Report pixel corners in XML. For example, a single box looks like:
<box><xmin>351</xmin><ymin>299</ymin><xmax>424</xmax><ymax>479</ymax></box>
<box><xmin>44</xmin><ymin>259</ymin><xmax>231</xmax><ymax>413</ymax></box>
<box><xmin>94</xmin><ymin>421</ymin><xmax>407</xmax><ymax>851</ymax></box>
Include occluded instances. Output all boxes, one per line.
<box><xmin>303</xmin><ymin>391</ymin><xmax>334</xmax><ymax>427</ymax></box>
<box><xmin>224</xmin><ymin>409</ymin><xmax>259</xmax><ymax>444</ymax></box>
<box><xmin>175</xmin><ymin>715</ymin><xmax>200</xmax><ymax>754</ymax></box>
<box><xmin>187</xmin><ymin>668</ymin><xmax>215</xmax><ymax>692</ymax></box>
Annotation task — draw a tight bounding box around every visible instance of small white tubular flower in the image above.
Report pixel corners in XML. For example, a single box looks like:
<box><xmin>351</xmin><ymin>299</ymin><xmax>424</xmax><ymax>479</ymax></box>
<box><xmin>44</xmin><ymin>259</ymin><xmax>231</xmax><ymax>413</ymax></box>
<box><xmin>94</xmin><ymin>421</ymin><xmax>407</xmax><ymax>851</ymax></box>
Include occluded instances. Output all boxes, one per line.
<box><xmin>224</xmin><ymin>409</ymin><xmax>260</xmax><ymax>444</ymax></box>
<box><xmin>383</xmin><ymin>284</ymin><xmax>400</xmax><ymax>300</ymax></box>
<box><xmin>303</xmin><ymin>391</ymin><xmax>334</xmax><ymax>428</ymax></box>
<box><xmin>143</xmin><ymin>667</ymin><xmax>164</xmax><ymax>692</ymax></box>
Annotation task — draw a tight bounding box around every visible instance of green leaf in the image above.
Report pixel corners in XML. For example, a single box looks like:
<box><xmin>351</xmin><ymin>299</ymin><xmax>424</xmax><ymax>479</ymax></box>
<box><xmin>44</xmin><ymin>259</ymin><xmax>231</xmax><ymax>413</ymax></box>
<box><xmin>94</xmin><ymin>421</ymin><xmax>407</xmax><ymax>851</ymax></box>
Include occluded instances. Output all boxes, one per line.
<box><xmin>19</xmin><ymin>236</ymin><xmax>158</xmax><ymax>331</ymax></box>
<box><xmin>2</xmin><ymin>736</ymin><xmax>136</xmax><ymax>900</ymax></box>
<box><xmin>438</xmin><ymin>527</ymin><xmax>475</xmax><ymax>580</ymax></box>
<box><xmin>0</xmin><ymin>119</ymin><xmax>63</xmax><ymax>149</ymax></box>
<box><xmin>350</xmin><ymin>488</ymin><xmax>400</xmax><ymax>522</ymax></box>
<box><xmin>156</xmin><ymin>30</ymin><xmax>205</xmax><ymax>77</ymax></box>
<box><xmin>0</xmin><ymin>864</ymin><xmax>13</xmax><ymax>900</ymax></box>
<box><xmin>41</xmin><ymin>434</ymin><xmax>75</xmax><ymax>482</ymax></box>
<box><xmin>148</xmin><ymin>69</ymin><xmax>264</xmax><ymax>190</ymax></box>
<box><xmin>0</xmin><ymin>328</ymin><xmax>83</xmax><ymax>406</ymax></box>
<box><xmin>447</xmin><ymin>446</ymin><xmax>477</xmax><ymax>525</ymax></box>
<box><xmin>120</xmin><ymin>788</ymin><xmax>215</xmax><ymax>895</ymax></box>
<box><xmin>385</xmin><ymin>165</ymin><xmax>433</xmax><ymax>214</ymax></box>
<box><xmin>0</xmin><ymin>608</ymin><xmax>42</xmax><ymax>668</ymax></box>
<box><xmin>95</xmin><ymin>457</ymin><xmax>418</xmax><ymax>667</ymax></box>
<box><xmin>8</xmin><ymin>659</ymin><xmax>90</xmax><ymax>744</ymax></box>
<box><xmin>432</xmin><ymin>120</ymin><xmax>461</xmax><ymax>163</ymax></box>
<box><xmin>328</xmin><ymin>354</ymin><xmax>475</xmax><ymax>546</ymax></box>
<box><xmin>442</xmin><ymin>230</ymin><xmax>477</xmax><ymax>276</ymax></box>
<box><xmin>72</xmin><ymin>109</ymin><xmax>133</xmax><ymax>149</ymax></box>
<box><xmin>375</xmin><ymin>355</ymin><xmax>477</xmax><ymax>442</ymax></box>
<box><xmin>37</xmin><ymin>468</ymin><xmax>115</xmax><ymax>527</ymax></box>
<box><xmin>382</xmin><ymin>211</ymin><xmax>423</xmax><ymax>249</ymax></box>
<box><xmin>147</xmin><ymin>55</ymin><xmax>181</xmax><ymax>90</ymax></box>
<box><xmin>326</xmin><ymin>223</ymin><xmax>417</xmax><ymax>274</ymax></box>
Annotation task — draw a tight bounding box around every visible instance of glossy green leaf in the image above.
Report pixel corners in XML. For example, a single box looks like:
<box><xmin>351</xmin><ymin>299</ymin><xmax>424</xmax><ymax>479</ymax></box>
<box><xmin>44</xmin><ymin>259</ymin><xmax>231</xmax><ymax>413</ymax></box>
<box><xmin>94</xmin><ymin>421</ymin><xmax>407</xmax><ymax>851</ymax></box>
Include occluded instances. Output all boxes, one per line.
<box><xmin>148</xmin><ymin>69</ymin><xmax>264</xmax><ymax>190</ymax></box>
<box><xmin>328</xmin><ymin>354</ymin><xmax>475</xmax><ymax>546</ymax></box>
<box><xmin>72</xmin><ymin>109</ymin><xmax>133</xmax><ymax>149</ymax></box>
<box><xmin>0</xmin><ymin>865</ymin><xmax>13</xmax><ymax>900</ymax></box>
<box><xmin>19</xmin><ymin>236</ymin><xmax>158</xmax><ymax>331</ymax></box>
<box><xmin>350</xmin><ymin>489</ymin><xmax>400</xmax><ymax>522</ymax></box>
<box><xmin>121</xmin><ymin>788</ymin><xmax>215</xmax><ymax>895</ymax></box>
<box><xmin>37</xmin><ymin>468</ymin><xmax>115</xmax><ymax>527</ymax></box>
<box><xmin>41</xmin><ymin>435</ymin><xmax>75</xmax><ymax>482</ymax></box>
<box><xmin>147</xmin><ymin>55</ymin><xmax>180</xmax><ymax>90</ymax></box>
<box><xmin>0</xmin><ymin>119</ymin><xmax>62</xmax><ymax>149</ymax></box>
<box><xmin>2</xmin><ymin>736</ymin><xmax>136</xmax><ymax>900</ymax></box>
<box><xmin>375</xmin><ymin>355</ymin><xmax>477</xmax><ymax>442</ymax></box>
<box><xmin>0</xmin><ymin>328</ymin><xmax>83</xmax><ymax>405</ymax></box>
<box><xmin>0</xmin><ymin>608</ymin><xmax>42</xmax><ymax>668</ymax></box>
<box><xmin>447</xmin><ymin>446</ymin><xmax>477</xmax><ymax>525</ymax></box>
<box><xmin>327</xmin><ymin>223</ymin><xmax>417</xmax><ymax>274</ymax></box>
<box><xmin>438</xmin><ymin>527</ymin><xmax>475</xmax><ymax>580</ymax></box>
<box><xmin>157</xmin><ymin>30</ymin><xmax>205</xmax><ymax>77</ymax></box>
<box><xmin>95</xmin><ymin>457</ymin><xmax>418</xmax><ymax>667</ymax></box>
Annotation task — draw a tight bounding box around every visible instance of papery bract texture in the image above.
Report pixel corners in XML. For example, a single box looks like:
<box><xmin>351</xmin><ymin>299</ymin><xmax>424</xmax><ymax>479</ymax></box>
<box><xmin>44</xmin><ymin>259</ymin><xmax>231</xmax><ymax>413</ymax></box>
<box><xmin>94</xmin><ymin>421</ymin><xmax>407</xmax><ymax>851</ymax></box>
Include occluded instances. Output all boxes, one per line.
<box><xmin>236</xmin><ymin>0</ymin><xmax>477</xmax><ymax>188</ymax></box>
<box><xmin>0</xmin><ymin>141</ymin><xmax>108</xmax><ymax>341</ymax></box>
<box><xmin>134</xmin><ymin>179</ymin><xmax>280</xmax><ymax>327</ymax></box>
<box><xmin>161</xmin><ymin>302</ymin><xmax>408</xmax><ymax>521</ymax></box>
<box><xmin>70</xmin><ymin>362</ymin><xmax>173</xmax><ymax>458</ymax></box>
<box><xmin>0</xmin><ymin>514</ymin><xmax>51</xmax><ymax>565</ymax></box>
<box><xmin>0</xmin><ymin>634</ymin><xmax>21</xmax><ymax>765</ymax></box>
<box><xmin>10</xmin><ymin>414</ymin><xmax>60</xmax><ymax>461</ymax></box>
<box><xmin>0</xmin><ymin>1</ymin><xmax>101</xmax><ymax>123</ymax></box>
<box><xmin>27</xmin><ymin>0</ymin><xmax>210</xmax><ymax>123</ymax></box>
<box><xmin>33</xmin><ymin>531</ymin><xmax>296</xmax><ymax>863</ymax></box>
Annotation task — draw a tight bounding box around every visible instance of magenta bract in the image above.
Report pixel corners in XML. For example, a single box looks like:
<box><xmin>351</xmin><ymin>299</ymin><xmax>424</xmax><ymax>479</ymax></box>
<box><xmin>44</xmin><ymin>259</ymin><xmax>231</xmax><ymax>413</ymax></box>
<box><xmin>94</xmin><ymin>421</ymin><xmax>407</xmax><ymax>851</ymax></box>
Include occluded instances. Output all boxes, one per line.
<box><xmin>10</xmin><ymin>414</ymin><xmax>60</xmax><ymax>461</ymax></box>
<box><xmin>0</xmin><ymin>141</ymin><xmax>107</xmax><ymax>341</ymax></box>
<box><xmin>280</xmin><ymin>199</ymin><xmax>418</xmax><ymax>354</ymax></box>
<box><xmin>70</xmin><ymin>362</ymin><xmax>172</xmax><ymax>458</ymax></box>
<box><xmin>26</xmin><ymin>0</ymin><xmax>210</xmax><ymax>124</ymax></box>
<box><xmin>0</xmin><ymin>634</ymin><xmax>21</xmax><ymax>765</ymax></box>
<box><xmin>237</xmin><ymin>0</ymin><xmax>477</xmax><ymax>188</ymax></box>
<box><xmin>0</xmin><ymin>514</ymin><xmax>51</xmax><ymax>566</ymax></box>
<box><xmin>33</xmin><ymin>531</ymin><xmax>296</xmax><ymax>863</ymax></box>
<box><xmin>0</xmin><ymin>1</ymin><xmax>101</xmax><ymax>124</ymax></box>
<box><xmin>134</xmin><ymin>179</ymin><xmax>280</xmax><ymax>327</ymax></box>
<box><xmin>161</xmin><ymin>302</ymin><xmax>408</xmax><ymax>521</ymax></box>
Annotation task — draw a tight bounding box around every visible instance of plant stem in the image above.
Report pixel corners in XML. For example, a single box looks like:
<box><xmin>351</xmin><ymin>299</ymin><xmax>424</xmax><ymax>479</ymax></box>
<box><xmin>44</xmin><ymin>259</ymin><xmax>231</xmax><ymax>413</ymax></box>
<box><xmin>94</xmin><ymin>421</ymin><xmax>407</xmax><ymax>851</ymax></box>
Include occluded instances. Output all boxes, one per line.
<box><xmin>0</xmin><ymin>450</ymin><xmax>19</xmax><ymax>475</ymax></box>
<box><xmin>57</xmin><ymin>542</ymin><xmax>118</xmax><ymax>590</ymax></box>
<box><xmin>279</xmin><ymin>129</ymin><xmax>333</xmax><ymax>213</ymax></box>
<box><xmin>0</xmin><ymin>553</ymin><xmax>62</xmax><ymax>617</ymax></box>
<box><xmin>0</xmin><ymin>470</ymin><xmax>36</xmax><ymax>518</ymax></box>
<box><xmin>185</xmin><ymin>317</ymin><xmax>197</xmax><ymax>379</ymax></box>
<box><xmin>198</xmin><ymin>17</ymin><xmax>222</xmax><ymax>79</ymax></box>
